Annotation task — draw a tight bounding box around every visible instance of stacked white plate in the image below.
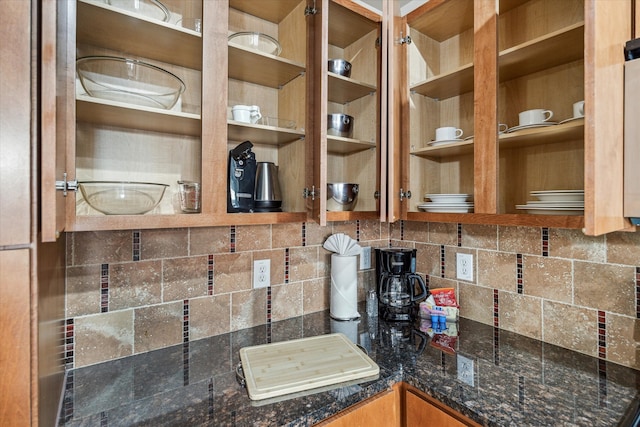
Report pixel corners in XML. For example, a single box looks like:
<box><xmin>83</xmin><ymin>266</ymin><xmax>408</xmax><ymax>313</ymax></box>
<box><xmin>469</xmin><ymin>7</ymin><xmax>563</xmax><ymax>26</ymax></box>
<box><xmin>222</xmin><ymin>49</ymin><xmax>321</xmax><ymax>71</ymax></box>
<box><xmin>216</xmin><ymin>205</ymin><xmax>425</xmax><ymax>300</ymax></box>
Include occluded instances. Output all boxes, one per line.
<box><xmin>418</xmin><ymin>194</ymin><xmax>474</xmax><ymax>213</ymax></box>
<box><xmin>516</xmin><ymin>190</ymin><xmax>584</xmax><ymax>215</ymax></box>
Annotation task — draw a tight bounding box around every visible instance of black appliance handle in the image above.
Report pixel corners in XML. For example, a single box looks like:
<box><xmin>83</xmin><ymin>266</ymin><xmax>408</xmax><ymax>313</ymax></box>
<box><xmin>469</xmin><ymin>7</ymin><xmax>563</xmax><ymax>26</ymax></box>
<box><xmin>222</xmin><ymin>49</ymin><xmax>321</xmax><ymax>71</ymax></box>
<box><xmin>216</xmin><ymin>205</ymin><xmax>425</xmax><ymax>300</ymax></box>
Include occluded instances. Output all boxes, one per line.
<box><xmin>407</xmin><ymin>273</ymin><xmax>427</xmax><ymax>301</ymax></box>
<box><xmin>411</xmin><ymin>328</ymin><xmax>428</xmax><ymax>355</ymax></box>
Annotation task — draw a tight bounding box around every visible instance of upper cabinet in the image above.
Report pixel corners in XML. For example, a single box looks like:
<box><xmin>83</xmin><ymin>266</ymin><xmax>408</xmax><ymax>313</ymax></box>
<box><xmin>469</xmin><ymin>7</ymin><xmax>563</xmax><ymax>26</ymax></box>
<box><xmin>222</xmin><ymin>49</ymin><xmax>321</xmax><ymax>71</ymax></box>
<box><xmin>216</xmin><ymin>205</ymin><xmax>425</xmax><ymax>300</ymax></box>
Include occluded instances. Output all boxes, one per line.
<box><xmin>308</xmin><ymin>0</ymin><xmax>385</xmax><ymax>225</ymax></box>
<box><xmin>389</xmin><ymin>0</ymin><xmax>633</xmax><ymax>235</ymax></box>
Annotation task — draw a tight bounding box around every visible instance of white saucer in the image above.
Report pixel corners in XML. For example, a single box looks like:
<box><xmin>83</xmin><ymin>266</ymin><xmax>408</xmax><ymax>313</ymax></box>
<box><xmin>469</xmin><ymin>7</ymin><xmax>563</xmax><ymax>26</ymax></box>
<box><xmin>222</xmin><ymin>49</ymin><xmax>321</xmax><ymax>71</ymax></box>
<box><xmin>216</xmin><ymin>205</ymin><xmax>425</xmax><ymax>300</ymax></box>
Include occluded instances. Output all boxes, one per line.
<box><xmin>464</xmin><ymin>135</ymin><xmax>474</xmax><ymax>141</ymax></box>
<box><xmin>506</xmin><ymin>122</ymin><xmax>558</xmax><ymax>133</ymax></box>
<box><xmin>428</xmin><ymin>138</ymin><xmax>463</xmax><ymax>146</ymax></box>
<box><xmin>559</xmin><ymin>116</ymin><xmax>585</xmax><ymax>124</ymax></box>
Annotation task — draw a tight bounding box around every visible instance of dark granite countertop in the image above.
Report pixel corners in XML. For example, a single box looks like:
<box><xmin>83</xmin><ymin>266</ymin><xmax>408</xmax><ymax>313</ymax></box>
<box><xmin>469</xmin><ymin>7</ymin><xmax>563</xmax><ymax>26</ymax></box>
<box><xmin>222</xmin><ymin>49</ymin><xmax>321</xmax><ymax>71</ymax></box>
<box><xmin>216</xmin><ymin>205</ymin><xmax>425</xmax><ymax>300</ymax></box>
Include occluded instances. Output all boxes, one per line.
<box><xmin>58</xmin><ymin>309</ymin><xmax>640</xmax><ymax>427</ymax></box>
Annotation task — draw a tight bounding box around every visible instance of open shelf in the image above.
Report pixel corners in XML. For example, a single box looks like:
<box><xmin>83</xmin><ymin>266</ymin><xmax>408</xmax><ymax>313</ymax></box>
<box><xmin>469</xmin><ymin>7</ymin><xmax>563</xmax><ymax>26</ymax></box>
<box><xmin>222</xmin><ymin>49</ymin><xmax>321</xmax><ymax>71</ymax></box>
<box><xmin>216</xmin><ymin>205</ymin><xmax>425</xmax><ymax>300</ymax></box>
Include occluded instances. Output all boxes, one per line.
<box><xmin>328</xmin><ymin>73</ymin><xmax>377</xmax><ymax>104</ymax></box>
<box><xmin>228</xmin><ymin>45</ymin><xmax>305</xmax><ymax>89</ymax></box>
<box><xmin>229</xmin><ymin>0</ymin><xmax>301</xmax><ymax>24</ymax></box>
<box><xmin>76</xmin><ymin>96</ymin><xmax>201</xmax><ymax>136</ymax></box>
<box><xmin>328</xmin><ymin>1</ymin><xmax>380</xmax><ymax>48</ymax></box>
<box><xmin>327</xmin><ymin>136</ymin><xmax>376</xmax><ymax>154</ymax></box>
<box><xmin>227</xmin><ymin>121</ymin><xmax>304</xmax><ymax>145</ymax></box>
<box><xmin>499</xmin><ymin>22</ymin><xmax>585</xmax><ymax>83</ymax></box>
<box><xmin>410</xmin><ymin>63</ymin><xmax>474</xmax><ymax>100</ymax></box>
<box><xmin>77</xmin><ymin>0</ymin><xmax>202</xmax><ymax>70</ymax></box>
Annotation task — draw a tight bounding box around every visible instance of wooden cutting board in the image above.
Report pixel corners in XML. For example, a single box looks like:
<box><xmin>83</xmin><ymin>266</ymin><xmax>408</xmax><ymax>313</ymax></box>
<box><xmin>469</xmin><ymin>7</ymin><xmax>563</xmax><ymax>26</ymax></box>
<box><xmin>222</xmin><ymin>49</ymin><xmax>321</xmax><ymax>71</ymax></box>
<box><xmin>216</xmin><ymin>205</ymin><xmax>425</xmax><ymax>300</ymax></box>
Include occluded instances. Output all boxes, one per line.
<box><xmin>239</xmin><ymin>333</ymin><xmax>379</xmax><ymax>401</ymax></box>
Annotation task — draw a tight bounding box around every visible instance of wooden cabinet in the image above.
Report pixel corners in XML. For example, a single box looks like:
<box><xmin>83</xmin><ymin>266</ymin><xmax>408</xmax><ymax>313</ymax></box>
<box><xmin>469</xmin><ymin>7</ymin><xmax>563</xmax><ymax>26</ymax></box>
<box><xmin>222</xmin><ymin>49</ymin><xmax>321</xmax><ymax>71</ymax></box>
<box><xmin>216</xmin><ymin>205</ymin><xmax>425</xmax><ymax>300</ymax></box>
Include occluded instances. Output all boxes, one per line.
<box><xmin>404</xmin><ymin>384</ymin><xmax>481</xmax><ymax>427</ymax></box>
<box><xmin>42</xmin><ymin>0</ymin><xmax>386</xmax><ymax>237</ymax></box>
<box><xmin>314</xmin><ymin>386</ymin><xmax>400</xmax><ymax>426</ymax></box>
<box><xmin>389</xmin><ymin>0</ymin><xmax>633</xmax><ymax>236</ymax></box>
<box><xmin>308</xmin><ymin>0</ymin><xmax>385</xmax><ymax>224</ymax></box>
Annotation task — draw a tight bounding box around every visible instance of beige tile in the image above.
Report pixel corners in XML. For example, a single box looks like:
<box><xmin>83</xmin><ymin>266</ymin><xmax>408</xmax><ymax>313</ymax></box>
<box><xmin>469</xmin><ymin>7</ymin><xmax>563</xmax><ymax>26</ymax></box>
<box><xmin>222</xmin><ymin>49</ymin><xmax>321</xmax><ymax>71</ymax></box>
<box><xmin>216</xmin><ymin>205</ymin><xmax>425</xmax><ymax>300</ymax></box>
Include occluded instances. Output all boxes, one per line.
<box><xmin>477</xmin><ymin>250</ymin><xmax>517</xmax><ymax>291</ymax></box>
<box><xmin>272</xmin><ymin>223</ymin><xmax>302</xmax><ymax>249</ymax></box>
<box><xmin>415</xmin><ymin>243</ymin><xmax>441</xmax><ymax>277</ymax></box>
<box><xmin>75</xmin><ymin>310</ymin><xmax>134</xmax><ymax>367</ymax></box>
<box><xmin>289</xmin><ymin>246</ymin><xmax>319</xmax><ymax>282</ymax></box>
<box><xmin>607</xmin><ymin>231</ymin><xmax>640</xmax><ymax>266</ymax></box>
<box><xmin>389</xmin><ymin>221</ymin><xmax>402</xmax><ymax>241</ymax></box>
<box><xmin>458</xmin><ymin>283</ymin><xmax>493</xmax><ymax>325</ymax></box>
<box><xmin>303</xmin><ymin>277</ymin><xmax>330</xmax><ymax>314</ymax></box>
<box><xmin>253</xmin><ymin>249</ymin><xmax>285</xmax><ymax>286</ymax></box>
<box><xmin>189</xmin><ymin>226</ymin><xmax>230</xmax><ymax>255</ymax></box>
<box><xmin>189</xmin><ymin>294</ymin><xmax>231</xmax><ymax>340</ymax></box>
<box><xmin>429</xmin><ymin>222</ymin><xmax>458</xmax><ymax>246</ymax></box>
<box><xmin>162</xmin><ymin>256</ymin><xmax>209</xmax><ymax>302</ymax></box>
<box><xmin>141</xmin><ymin>228</ymin><xmax>188</xmax><ymax>259</ymax></box>
<box><xmin>331</xmin><ymin>221</ymin><xmax>357</xmax><ymax>240</ymax></box>
<box><xmin>574</xmin><ymin>261</ymin><xmax>635</xmax><ymax>315</ymax></box>
<box><xmin>213</xmin><ymin>252</ymin><xmax>252</xmax><ymax>294</ymax></box>
<box><xmin>461</xmin><ymin>224</ymin><xmax>498</xmax><ymax>250</ymax></box>
<box><xmin>236</xmin><ymin>224</ymin><xmax>271</xmax><ymax>252</ymax></box>
<box><xmin>522</xmin><ymin>255</ymin><xmax>572</xmax><ymax>303</ymax></box>
<box><xmin>548</xmin><ymin>228</ymin><xmax>605</xmax><ymax>262</ymax></box>
<box><xmin>231</xmin><ymin>288</ymin><xmax>267</xmax><ymax>330</ymax></box>
<box><xmin>359</xmin><ymin>220</ymin><xmax>382</xmax><ymax>242</ymax></box>
<box><xmin>444</xmin><ymin>248</ymin><xmax>476</xmax><ymax>282</ymax></box>
<box><xmin>134</xmin><ymin>302</ymin><xmax>183</xmax><ymax>353</ymax></box>
<box><xmin>606</xmin><ymin>313</ymin><xmax>640</xmax><ymax>370</ymax></box>
<box><xmin>428</xmin><ymin>275</ymin><xmax>457</xmax><ymax>289</ymax></box>
<box><xmin>403</xmin><ymin>221</ymin><xmax>429</xmax><ymax>244</ymax></box>
<box><xmin>305</xmin><ymin>221</ymin><xmax>333</xmax><ymax>247</ymax></box>
<box><xmin>272</xmin><ymin>282</ymin><xmax>303</xmax><ymax>321</ymax></box>
<box><xmin>499</xmin><ymin>292</ymin><xmax>542</xmax><ymax>340</ymax></box>
<box><xmin>319</xmin><ymin>247</ymin><xmax>331</xmax><ymax>278</ymax></box>
<box><xmin>109</xmin><ymin>260</ymin><xmax>162</xmax><ymax>310</ymax></box>
<box><xmin>66</xmin><ymin>264</ymin><xmax>101</xmax><ymax>317</ymax></box>
<box><xmin>498</xmin><ymin>226</ymin><xmax>541</xmax><ymax>255</ymax></box>
<box><xmin>72</xmin><ymin>231</ymin><xmax>132</xmax><ymax>265</ymax></box>
<box><xmin>542</xmin><ymin>301</ymin><xmax>597</xmax><ymax>357</ymax></box>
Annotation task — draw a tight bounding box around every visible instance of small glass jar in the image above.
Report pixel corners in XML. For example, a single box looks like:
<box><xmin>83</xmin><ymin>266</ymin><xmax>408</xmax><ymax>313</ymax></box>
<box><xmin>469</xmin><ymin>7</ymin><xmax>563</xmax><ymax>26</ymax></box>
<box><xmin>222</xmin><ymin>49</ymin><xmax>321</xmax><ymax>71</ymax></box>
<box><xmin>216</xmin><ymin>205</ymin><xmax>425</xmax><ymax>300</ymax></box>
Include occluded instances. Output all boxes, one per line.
<box><xmin>366</xmin><ymin>289</ymin><xmax>378</xmax><ymax>317</ymax></box>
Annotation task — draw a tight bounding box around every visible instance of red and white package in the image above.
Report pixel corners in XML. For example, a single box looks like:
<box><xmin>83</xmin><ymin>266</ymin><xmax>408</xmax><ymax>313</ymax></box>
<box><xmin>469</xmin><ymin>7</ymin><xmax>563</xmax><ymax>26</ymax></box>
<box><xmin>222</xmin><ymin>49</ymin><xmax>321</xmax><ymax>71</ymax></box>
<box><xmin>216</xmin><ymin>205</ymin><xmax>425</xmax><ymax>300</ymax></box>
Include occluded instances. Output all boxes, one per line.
<box><xmin>430</xmin><ymin>287</ymin><xmax>459</xmax><ymax>307</ymax></box>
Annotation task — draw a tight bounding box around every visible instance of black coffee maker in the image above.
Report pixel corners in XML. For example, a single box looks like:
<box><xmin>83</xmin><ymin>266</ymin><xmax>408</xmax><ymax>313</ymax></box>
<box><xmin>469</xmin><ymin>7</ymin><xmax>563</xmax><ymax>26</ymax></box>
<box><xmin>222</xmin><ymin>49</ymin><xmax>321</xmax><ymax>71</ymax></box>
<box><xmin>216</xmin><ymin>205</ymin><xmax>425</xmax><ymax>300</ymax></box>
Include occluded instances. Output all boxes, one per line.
<box><xmin>375</xmin><ymin>248</ymin><xmax>427</xmax><ymax>322</ymax></box>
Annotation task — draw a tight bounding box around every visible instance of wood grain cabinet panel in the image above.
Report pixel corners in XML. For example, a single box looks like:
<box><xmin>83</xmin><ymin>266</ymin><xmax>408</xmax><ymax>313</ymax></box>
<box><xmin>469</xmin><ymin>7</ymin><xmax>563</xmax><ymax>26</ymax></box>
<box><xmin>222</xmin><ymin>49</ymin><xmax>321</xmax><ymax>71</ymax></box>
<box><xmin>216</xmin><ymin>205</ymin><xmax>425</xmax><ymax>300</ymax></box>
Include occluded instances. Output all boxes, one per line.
<box><xmin>315</xmin><ymin>387</ymin><xmax>399</xmax><ymax>427</ymax></box>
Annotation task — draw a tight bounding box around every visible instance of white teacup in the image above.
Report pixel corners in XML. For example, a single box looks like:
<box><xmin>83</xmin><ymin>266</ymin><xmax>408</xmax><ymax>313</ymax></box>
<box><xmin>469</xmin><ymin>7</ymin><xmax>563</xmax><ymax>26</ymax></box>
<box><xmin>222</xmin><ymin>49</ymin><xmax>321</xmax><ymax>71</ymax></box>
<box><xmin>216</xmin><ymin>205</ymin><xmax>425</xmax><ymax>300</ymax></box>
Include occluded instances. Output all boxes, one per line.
<box><xmin>232</xmin><ymin>105</ymin><xmax>262</xmax><ymax>124</ymax></box>
<box><xmin>519</xmin><ymin>109</ymin><xmax>553</xmax><ymax>126</ymax></box>
<box><xmin>573</xmin><ymin>100</ymin><xmax>585</xmax><ymax>118</ymax></box>
<box><xmin>435</xmin><ymin>126</ymin><xmax>463</xmax><ymax>141</ymax></box>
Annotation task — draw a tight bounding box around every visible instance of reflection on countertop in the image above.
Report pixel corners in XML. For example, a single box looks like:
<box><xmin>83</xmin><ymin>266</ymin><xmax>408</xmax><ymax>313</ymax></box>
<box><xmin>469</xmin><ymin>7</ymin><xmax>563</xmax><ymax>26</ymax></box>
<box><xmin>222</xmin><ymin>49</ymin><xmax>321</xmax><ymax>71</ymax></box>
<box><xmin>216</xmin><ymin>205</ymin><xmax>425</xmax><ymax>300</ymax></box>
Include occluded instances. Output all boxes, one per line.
<box><xmin>58</xmin><ymin>308</ymin><xmax>640</xmax><ymax>427</ymax></box>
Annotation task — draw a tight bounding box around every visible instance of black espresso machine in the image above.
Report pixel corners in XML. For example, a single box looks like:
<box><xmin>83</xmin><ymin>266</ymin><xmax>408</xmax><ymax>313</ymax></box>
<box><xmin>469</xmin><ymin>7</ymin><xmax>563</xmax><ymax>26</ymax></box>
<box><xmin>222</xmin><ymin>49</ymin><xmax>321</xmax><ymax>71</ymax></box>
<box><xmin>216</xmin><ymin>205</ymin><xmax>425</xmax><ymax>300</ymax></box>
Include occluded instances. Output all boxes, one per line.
<box><xmin>375</xmin><ymin>248</ymin><xmax>428</xmax><ymax>322</ymax></box>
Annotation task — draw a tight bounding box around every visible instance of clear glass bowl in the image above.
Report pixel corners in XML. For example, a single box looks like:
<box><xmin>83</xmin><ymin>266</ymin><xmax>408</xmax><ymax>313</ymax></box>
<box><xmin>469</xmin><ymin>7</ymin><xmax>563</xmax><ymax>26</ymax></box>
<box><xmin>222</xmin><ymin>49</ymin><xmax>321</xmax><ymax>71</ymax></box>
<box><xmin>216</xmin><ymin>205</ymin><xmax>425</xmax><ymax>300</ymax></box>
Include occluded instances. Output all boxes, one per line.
<box><xmin>228</xmin><ymin>32</ymin><xmax>282</xmax><ymax>56</ymax></box>
<box><xmin>79</xmin><ymin>181</ymin><xmax>169</xmax><ymax>215</ymax></box>
<box><xmin>76</xmin><ymin>56</ymin><xmax>186</xmax><ymax>109</ymax></box>
<box><xmin>104</xmin><ymin>0</ymin><xmax>171</xmax><ymax>22</ymax></box>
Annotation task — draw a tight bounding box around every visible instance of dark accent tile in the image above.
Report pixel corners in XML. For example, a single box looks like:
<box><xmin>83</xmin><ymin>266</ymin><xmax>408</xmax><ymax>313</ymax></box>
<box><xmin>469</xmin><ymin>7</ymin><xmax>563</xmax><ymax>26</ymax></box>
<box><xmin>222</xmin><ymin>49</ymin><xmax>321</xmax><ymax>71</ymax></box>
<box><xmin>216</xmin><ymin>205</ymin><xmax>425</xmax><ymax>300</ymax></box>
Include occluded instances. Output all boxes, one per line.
<box><xmin>133</xmin><ymin>230</ymin><xmax>141</xmax><ymax>261</ymax></box>
<box><xmin>542</xmin><ymin>227</ymin><xmax>549</xmax><ymax>257</ymax></box>
<box><xmin>230</xmin><ymin>225</ymin><xmax>236</xmax><ymax>253</ymax></box>
<box><xmin>457</xmin><ymin>223</ymin><xmax>462</xmax><ymax>247</ymax></box>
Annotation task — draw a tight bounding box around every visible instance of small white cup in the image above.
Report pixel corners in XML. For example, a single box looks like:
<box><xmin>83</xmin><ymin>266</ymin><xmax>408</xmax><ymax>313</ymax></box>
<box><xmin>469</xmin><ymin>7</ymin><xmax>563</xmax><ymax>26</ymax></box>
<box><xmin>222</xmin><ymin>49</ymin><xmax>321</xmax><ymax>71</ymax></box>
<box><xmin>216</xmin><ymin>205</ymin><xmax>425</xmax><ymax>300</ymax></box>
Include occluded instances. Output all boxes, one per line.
<box><xmin>435</xmin><ymin>126</ymin><xmax>463</xmax><ymax>141</ymax></box>
<box><xmin>232</xmin><ymin>105</ymin><xmax>262</xmax><ymax>124</ymax></box>
<box><xmin>573</xmin><ymin>100</ymin><xmax>585</xmax><ymax>118</ymax></box>
<box><xmin>518</xmin><ymin>109</ymin><xmax>553</xmax><ymax>126</ymax></box>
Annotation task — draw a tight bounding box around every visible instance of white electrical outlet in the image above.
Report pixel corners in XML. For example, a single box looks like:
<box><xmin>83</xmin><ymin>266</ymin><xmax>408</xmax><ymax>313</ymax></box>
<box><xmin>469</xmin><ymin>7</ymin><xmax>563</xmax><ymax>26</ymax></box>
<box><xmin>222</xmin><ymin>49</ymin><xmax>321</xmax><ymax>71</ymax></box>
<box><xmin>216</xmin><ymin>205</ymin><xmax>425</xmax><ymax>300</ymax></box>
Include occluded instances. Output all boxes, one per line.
<box><xmin>457</xmin><ymin>354</ymin><xmax>475</xmax><ymax>387</ymax></box>
<box><xmin>253</xmin><ymin>259</ymin><xmax>270</xmax><ymax>288</ymax></box>
<box><xmin>456</xmin><ymin>253</ymin><xmax>474</xmax><ymax>281</ymax></box>
<box><xmin>360</xmin><ymin>246</ymin><xmax>372</xmax><ymax>270</ymax></box>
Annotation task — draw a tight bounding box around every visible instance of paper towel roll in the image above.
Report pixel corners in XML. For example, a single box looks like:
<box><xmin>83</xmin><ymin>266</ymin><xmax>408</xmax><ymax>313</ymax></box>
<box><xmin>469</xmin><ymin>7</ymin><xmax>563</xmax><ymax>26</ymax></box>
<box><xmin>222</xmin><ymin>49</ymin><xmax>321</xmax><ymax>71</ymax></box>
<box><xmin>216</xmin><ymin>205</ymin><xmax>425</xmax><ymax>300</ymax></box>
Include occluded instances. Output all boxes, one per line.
<box><xmin>330</xmin><ymin>254</ymin><xmax>360</xmax><ymax>320</ymax></box>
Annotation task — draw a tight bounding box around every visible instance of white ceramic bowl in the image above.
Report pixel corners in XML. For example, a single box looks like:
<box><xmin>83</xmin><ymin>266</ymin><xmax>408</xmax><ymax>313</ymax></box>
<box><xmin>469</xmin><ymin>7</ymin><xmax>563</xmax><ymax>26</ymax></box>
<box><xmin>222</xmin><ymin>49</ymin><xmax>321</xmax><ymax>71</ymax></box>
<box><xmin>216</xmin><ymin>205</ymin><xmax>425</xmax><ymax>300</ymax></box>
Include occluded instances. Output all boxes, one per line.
<box><xmin>425</xmin><ymin>193</ymin><xmax>470</xmax><ymax>203</ymax></box>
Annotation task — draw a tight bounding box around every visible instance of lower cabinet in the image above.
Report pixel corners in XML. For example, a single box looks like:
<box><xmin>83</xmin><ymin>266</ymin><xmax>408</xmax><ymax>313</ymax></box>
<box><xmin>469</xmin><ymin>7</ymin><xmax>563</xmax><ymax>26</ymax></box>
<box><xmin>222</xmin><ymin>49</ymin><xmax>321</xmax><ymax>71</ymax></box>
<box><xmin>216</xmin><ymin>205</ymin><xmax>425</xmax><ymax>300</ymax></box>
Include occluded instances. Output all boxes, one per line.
<box><xmin>316</xmin><ymin>383</ymin><xmax>481</xmax><ymax>427</ymax></box>
<box><xmin>404</xmin><ymin>384</ymin><xmax>481</xmax><ymax>427</ymax></box>
<box><xmin>315</xmin><ymin>386</ymin><xmax>400</xmax><ymax>427</ymax></box>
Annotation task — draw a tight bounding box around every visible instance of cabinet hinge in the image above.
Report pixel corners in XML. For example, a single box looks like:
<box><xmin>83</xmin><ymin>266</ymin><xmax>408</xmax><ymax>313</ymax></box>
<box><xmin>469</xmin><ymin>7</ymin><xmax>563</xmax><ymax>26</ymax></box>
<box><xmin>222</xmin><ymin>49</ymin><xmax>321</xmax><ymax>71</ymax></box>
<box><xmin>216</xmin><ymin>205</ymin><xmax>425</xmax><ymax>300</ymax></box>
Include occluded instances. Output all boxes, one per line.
<box><xmin>375</xmin><ymin>37</ymin><xmax>381</xmax><ymax>48</ymax></box>
<box><xmin>374</xmin><ymin>191</ymin><xmax>380</xmax><ymax>199</ymax></box>
<box><xmin>303</xmin><ymin>186</ymin><xmax>319</xmax><ymax>200</ymax></box>
<box><xmin>399</xmin><ymin>32</ymin><xmax>412</xmax><ymax>45</ymax></box>
<box><xmin>304</xmin><ymin>0</ymin><xmax>317</xmax><ymax>16</ymax></box>
<box><xmin>399</xmin><ymin>189</ymin><xmax>412</xmax><ymax>201</ymax></box>
<box><xmin>55</xmin><ymin>173</ymin><xmax>78</xmax><ymax>196</ymax></box>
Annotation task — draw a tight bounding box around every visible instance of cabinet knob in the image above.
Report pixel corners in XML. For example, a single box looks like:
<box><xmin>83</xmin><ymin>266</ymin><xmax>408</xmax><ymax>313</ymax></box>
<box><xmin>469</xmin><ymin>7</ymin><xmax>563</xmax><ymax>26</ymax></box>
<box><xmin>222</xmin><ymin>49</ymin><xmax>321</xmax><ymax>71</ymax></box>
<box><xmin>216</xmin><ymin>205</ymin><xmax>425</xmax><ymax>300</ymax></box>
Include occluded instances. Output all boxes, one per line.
<box><xmin>399</xmin><ymin>189</ymin><xmax>412</xmax><ymax>201</ymax></box>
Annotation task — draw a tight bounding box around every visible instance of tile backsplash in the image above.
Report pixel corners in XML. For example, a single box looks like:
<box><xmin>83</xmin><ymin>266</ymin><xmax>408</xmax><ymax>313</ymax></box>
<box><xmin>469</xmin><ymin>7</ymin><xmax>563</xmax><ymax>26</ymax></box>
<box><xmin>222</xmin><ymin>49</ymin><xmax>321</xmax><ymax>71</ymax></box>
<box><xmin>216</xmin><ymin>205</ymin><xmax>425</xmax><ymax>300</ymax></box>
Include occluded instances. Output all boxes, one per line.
<box><xmin>65</xmin><ymin>221</ymin><xmax>640</xmax><ymax>371</ymax></box>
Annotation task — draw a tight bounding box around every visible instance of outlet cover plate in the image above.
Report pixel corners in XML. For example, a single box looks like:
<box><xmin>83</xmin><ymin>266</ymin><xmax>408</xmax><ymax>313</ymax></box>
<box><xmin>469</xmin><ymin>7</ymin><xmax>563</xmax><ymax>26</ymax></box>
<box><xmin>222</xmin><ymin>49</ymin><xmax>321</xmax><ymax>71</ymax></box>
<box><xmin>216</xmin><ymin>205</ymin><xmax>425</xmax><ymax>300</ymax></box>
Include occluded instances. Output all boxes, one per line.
<box><xmin>457</xmin><ymin>354</ymin><xmax>475</xmax><ymax>387</ymax></box>
<box><xmin>456</xmin><ymin>253</ymin><xmax>473</xmax><ymax>281</ymax></box>
<box><xmin>253</xmin><ymin>259</ymin><xmax>270</xmax><ymax>288</ymax></box>
<box><xmin>360</xmin><ymin>247</ymin><xmax>371</xmax><ymax>270</ymax></box>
